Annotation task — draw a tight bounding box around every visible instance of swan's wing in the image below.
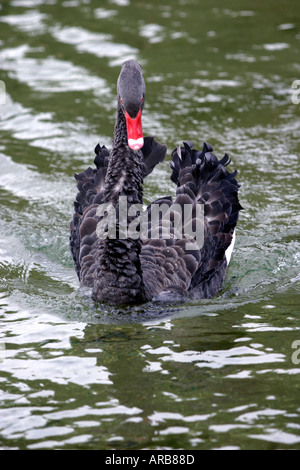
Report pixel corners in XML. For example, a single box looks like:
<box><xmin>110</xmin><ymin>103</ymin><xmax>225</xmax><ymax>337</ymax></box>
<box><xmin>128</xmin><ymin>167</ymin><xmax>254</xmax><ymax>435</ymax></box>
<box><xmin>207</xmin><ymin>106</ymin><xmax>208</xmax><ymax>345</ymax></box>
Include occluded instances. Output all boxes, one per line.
<box><xmin>141</xmin><ymin>137</ymin><xmax>167</xmax><ymax>177</ymax></box>
<box><xmin>170</xmin><ymin>141</ymin><xmax>242</xmax><ymax>298</ymax></box>
<box><xmin>70</xmin><ymin>144</ymin><xmax>109</xmax><ymax>280</ymax></box>
<box><xmin>140</xmin><ymin>141</ymin><xmax>241</xmax><ymax>301</ymax></box>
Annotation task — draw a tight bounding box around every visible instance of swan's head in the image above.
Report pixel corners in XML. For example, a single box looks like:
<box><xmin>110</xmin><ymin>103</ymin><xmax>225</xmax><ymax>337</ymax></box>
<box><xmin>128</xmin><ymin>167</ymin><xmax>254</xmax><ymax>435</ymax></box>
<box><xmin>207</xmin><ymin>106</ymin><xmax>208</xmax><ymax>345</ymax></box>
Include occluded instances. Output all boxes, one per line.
<box><xmin>117</xmin><ymin>60</ymin><xmax>145</xmax><ymax>151</ymax></box>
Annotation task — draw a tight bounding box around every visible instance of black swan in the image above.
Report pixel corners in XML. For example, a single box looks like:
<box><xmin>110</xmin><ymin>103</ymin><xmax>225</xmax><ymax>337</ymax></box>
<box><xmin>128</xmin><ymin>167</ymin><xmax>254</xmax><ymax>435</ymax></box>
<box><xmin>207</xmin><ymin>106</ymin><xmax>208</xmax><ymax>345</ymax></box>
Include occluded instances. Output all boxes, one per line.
<box><xmin>70</xmin><ymin>60</ymin><xmax>242</xmax><ymax>305</ymax></box>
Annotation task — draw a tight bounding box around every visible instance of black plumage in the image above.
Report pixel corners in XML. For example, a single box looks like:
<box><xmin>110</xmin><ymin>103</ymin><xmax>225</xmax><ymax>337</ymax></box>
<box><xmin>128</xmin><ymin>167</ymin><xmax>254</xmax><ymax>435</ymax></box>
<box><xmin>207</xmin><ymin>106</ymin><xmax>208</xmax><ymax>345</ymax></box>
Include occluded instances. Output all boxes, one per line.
<box><xmin>70</xmin><ymin>60</ymin><xmax>242</xmax><ymax>305</ymax></box>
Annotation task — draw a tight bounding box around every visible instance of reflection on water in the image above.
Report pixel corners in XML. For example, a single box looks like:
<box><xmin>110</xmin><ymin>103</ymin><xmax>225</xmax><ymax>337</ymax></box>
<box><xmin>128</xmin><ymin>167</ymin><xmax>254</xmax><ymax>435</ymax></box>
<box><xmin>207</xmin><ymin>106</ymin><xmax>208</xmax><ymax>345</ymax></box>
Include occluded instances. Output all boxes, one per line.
<box><xmin>0</xmin><ymin>0</ymin><xmax>300</xmax><ymax>450</ymax></box>
<box><xmin>0</xmin><ymin>44</ymin><xmax>107</xmax><ymax>92</ymax></box>
<box><xmin>51</xmin><ymin>24</ymin><xmax>138</xmax><ymax>66</ymax></box>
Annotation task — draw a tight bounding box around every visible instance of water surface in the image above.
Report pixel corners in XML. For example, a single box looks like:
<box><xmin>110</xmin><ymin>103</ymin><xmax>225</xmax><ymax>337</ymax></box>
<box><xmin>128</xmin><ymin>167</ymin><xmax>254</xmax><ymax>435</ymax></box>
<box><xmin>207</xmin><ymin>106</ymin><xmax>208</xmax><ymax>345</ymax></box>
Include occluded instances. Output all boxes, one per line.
<box><xmin>0</xmin><ymin>0</ymin><xmax>300</xmax><ymax>450</ymax></box>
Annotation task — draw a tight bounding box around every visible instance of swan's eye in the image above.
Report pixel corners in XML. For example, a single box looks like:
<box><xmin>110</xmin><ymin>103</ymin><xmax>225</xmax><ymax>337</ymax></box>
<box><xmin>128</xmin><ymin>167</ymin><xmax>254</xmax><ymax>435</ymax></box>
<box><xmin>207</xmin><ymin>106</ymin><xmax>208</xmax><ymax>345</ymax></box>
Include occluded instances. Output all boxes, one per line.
<box><xmin>120</xmin><ymin>98</ymin><xmax>123</xmax><ymax>104</ymax></box>
<box><xmin>141</xmin><ymin>97</ymin><xmax>144</xmax><ymax>102</ymax></box>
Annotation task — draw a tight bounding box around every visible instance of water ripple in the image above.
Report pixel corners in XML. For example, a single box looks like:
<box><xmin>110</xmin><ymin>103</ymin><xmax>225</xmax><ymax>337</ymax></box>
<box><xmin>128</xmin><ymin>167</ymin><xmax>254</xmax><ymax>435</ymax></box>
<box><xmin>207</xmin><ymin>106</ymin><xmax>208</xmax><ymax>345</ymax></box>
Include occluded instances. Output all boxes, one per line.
<box><xmin>0</xmin><ymin>45</ymin><xmax>108</xmax><ymax>93</ymax></box>
<box><xmin>145</xmin><ymin>344</ymin><xmax>285</xmax><ymax>369</ymax></box>
<box><xmin>0</xmin><ymin>10</ymin><xmax>47</xmax><ymax>35</ymax></box>
<box><xmin>0</xmin><ymin>0</ymin><xmax>299</xmax><ymax>450</ymax></box>
<box><xmin>51</xmin><ymin>25</ymin><xmax>138</xmax><ymax>66</ymax></box>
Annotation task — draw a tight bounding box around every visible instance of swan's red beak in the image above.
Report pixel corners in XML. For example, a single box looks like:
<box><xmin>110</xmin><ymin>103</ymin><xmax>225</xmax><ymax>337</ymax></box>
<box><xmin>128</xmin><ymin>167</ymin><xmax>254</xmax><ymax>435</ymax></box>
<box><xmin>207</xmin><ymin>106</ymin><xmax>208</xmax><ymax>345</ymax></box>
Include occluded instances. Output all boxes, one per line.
<box><xmin>124</xmin><ymin>109</ymin><xmax>144</xmax><ymax>151</ymax></box>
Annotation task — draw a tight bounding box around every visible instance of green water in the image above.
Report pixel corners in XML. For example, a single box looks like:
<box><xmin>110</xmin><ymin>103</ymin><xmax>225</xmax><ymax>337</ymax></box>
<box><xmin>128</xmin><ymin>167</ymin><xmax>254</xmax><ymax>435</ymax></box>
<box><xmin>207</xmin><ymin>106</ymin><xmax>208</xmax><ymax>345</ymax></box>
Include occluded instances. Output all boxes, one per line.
<box><xmin>0</xmin><ymin>0</ymin><xmax>300</xmax><ymax>450</ymax></box>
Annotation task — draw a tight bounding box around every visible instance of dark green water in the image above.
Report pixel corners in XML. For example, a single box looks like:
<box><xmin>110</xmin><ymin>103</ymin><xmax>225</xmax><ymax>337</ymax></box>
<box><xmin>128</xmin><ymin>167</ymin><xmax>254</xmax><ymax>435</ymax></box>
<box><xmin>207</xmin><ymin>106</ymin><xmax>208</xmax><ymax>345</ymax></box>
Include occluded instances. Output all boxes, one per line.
<box><xmin>0</xmin><ymin>0</ymin><xmax>300</xmax><ymax>450</ymax></box>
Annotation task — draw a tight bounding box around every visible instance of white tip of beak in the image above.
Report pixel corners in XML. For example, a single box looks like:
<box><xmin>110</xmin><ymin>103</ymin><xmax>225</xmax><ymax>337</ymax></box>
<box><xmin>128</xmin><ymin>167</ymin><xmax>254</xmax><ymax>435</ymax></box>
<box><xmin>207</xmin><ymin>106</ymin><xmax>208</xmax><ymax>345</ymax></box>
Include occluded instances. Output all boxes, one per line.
<box><xmin>128</xmin><ymin>138</ymin><xmax>144</xmax><ymax>151</ymax></box>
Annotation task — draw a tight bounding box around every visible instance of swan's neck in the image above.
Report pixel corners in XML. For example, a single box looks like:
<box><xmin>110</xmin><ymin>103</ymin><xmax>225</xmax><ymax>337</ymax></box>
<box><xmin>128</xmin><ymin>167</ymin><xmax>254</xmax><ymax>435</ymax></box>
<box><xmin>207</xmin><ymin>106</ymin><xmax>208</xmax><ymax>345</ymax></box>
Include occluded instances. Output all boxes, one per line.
<box><xmin>103</xmin><ymin>104</ymin><xmax>144</xmax><ymax>206</ymax></box>
<box><xmin>92</xmin><ymin>106</ymin><xmax>147</xmax><ymax>305</ymax></box>
<box><xmin>112</xmin><ymin>103</ymin><xmax>128</xmax><ymax>149</ymax></box>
